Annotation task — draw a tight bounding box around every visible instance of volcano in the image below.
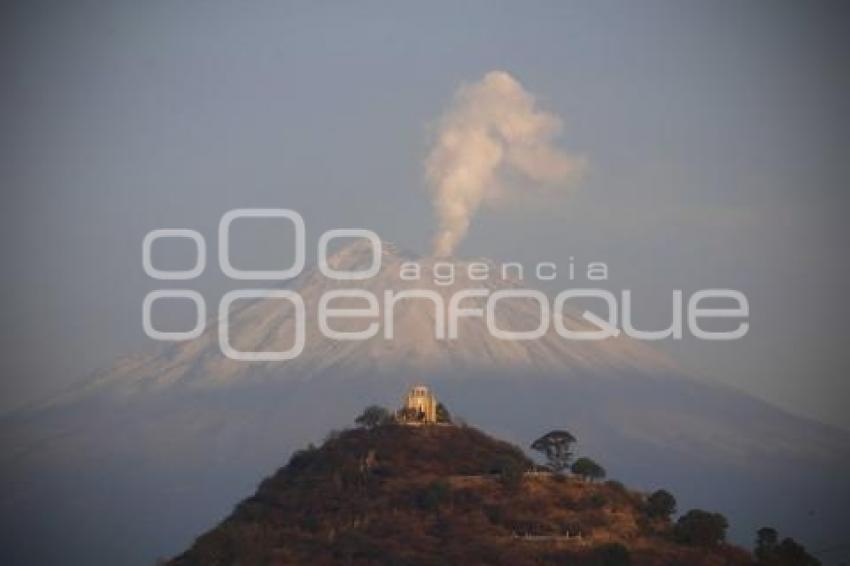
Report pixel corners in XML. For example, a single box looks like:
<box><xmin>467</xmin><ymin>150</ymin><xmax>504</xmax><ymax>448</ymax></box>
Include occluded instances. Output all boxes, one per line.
<box><xmin>2</xmin><ymin>240</ymin><xmax>849</xmax><ymax>565</ymax></box>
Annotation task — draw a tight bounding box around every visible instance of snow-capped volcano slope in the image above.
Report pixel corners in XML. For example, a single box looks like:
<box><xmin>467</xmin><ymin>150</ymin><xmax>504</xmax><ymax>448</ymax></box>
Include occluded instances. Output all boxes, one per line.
<box><xmin>75</xmin><ymin>240</ymin><xmax>672</xmax><ymax>398</ymax></box>
<box><xmin>2</xmin><ymin>241</ymin><xmax>850</xmax><ymax>565</ymax></box>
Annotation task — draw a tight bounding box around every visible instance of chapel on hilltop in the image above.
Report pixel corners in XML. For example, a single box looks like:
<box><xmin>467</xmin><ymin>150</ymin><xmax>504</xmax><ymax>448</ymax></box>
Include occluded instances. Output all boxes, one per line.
<box><xmin>397</xmin><ymin>385</ymin><xmax>438</xmax><ymax>424</ymax></box>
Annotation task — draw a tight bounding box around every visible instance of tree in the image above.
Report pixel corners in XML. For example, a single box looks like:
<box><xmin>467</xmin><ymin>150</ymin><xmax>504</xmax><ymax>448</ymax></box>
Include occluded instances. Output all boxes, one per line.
<box><xmin>491</xmin><ymin>456</ymin><xmax>525</xmax><ymax>493</ymax></box>
<box><xmin>570</xmin><ymin>457</ymin><xmax>606</xmax><ymax>482</ymax></box>
<box><xmin>673</xmin><ymin>509</ymin><xmax>728</xmax><ymax>546</ymax></box>
<box><xmin>531</xmin><ymin>430</ymin><xmax>576</xmax><ymax>472</ymax></box>
<box><xmin>355</xmin><ymin>405</ymin><xmax>392</xmax><ymax>429</ymax></box>
<box><xmin>772</xmin><ymin>538</ymin><xmax>819</xmax><ymax>566</ymax></box>
<box><xmin>646</xmin><ymin>489</ymin><xmax>677</xmax><ymax>519</ymax></box>
<box><xmin>416</xmin><ymin>479</ymin><xmax>451</xmax><ymax>512</ymax></box>
<box><xmin>755</xmin><ymin>527</ymin><xmax>820</xmax><ymax>566</ymax></box>
<box><xmin>436</xmin><ymin>402</ymin><xmax>452</xmax><ymax>424</ymax></box>
<box><xmin>755</xmin><ymin>527</ymin><xmax>779</xmax><ymax>562</ymax></box>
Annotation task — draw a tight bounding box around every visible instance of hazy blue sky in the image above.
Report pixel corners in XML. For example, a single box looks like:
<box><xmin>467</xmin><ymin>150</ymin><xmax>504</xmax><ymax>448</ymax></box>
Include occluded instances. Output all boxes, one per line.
<box><xmin>2</xmin><ymin>1</ymin><xmax>848</xmax><ymax>428</ymax></box>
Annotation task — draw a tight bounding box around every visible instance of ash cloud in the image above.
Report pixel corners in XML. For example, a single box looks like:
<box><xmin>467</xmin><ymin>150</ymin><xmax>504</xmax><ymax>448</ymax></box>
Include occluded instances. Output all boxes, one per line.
<box><xmin>426</xmin><ymin>71</ymin><xmax>586</xmax><ymax>256</ymax></box>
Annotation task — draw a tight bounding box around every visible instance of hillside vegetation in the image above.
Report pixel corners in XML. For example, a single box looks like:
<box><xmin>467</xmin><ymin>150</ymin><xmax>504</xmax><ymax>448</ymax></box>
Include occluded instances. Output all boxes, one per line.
<box><xmin>170</xmin><ymin>420</ymin><xmax>809</xmax><ymax>565</ymax></box>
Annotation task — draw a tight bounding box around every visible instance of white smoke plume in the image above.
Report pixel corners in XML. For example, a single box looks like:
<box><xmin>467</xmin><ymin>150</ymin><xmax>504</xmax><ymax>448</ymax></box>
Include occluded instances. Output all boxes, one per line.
<box><xmin>426</xmin><ymin>70</ymin><xmax>586</xmax><ymax>256</ymax></box>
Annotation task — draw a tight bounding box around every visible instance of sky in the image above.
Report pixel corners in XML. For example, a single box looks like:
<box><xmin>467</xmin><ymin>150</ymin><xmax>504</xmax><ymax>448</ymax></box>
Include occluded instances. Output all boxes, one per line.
<box><xmin>1</xmin><ymin>1</ymin><xmax>849</xmax><ymax>429</ymax></box>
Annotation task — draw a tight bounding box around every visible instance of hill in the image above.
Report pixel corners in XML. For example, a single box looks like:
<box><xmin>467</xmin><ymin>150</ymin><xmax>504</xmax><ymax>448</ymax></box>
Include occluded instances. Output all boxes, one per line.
<box><xmin>170</xmin><ymin>422</ymin><xmax>755</xmax><ymax>565</ymax></box>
